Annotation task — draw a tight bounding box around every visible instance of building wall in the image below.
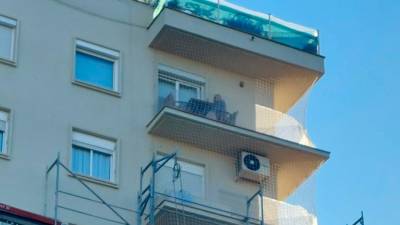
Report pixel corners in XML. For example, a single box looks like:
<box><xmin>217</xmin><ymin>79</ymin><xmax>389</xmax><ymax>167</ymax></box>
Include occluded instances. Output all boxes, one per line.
<box><xmin>0</xmin><ymin>0</ymin><xmax>272</xmax><ymax>224</ymax></box>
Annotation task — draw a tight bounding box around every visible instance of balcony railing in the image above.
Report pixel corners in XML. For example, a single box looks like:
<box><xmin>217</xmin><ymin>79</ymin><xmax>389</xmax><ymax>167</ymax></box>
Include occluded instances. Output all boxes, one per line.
<box><xmin>160</xmin><ymin>97</ymin><xmax>314</xmax><ymax>147</ymax></box>
<box><xmin>153</xmin><ymin>0</ymin><xmax>319</xmax><ymax>54</ymax></box>
<box><xmin>152</xmin><ymin>192</ymin><xmax>318</xmax><ymax>225</ymax></box>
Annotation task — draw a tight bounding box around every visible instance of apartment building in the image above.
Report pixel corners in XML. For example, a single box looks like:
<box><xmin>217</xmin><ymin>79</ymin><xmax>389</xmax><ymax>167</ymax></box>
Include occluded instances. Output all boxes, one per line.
<box><xmin>0</xmin><ymin>0</ymin><xmax>329</xmax><ymax>225</ymax></box>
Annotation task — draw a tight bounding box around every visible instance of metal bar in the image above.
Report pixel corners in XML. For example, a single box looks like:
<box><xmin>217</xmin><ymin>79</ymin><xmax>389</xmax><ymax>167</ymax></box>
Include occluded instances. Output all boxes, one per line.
<box><xmin>136</xmin><ymin>193</ymin><xmax>142</xmax><ymax>225</ymax></box>
<box><xmin>260</xmin><ymin>189</ymin><xmax>264</xmax><ymax>225</ymax></box>
<box><xmin>361</xmin><ymin>211</ymin><xmax>364</xmax><ymax>225</ymax></box>
<box><xmin>352</xmin><ymin>211</ymin><xmax>364</xmax><ymax>225</ymax></box>
<box><xmin>140</xmin><ymin>194</ymin><xmax>150</xmax><ymax>208</ymax></box>
<box><xmin>149</xmin><ymin>154</ymin><xmax>156</xmax><ymax>225</ymax></box>
<box><xmin>54</xmin><ymin>153</ymin><xmax>60</xmax><ymax>225</ymax></box>
<box><xmin>352</xmin><ymin>217</ymin><xmax>362</xmax><ymax>225</ymax></box>
<box><xmin>58</xmin><ymin>162</ymin><xmax>131</xmax><ymax>225</ymax></box>
<box><xmin>245</xmin><ymin>195</ymin><xmax>250</xmax><ymax>225</ymax></box>
<box><xmin>137</xmin><ymin>166</ymin><xmax>144</xmax><ymax>225</ymax></box>
<box><xmin>247</xmin><ymin>189</ymin><xmax>261</xmax><ymax>204</ymax></box>
<box><xmin>44</xmin><ymin>166</ymin><xmax>49</xmax><ymax>216</ymax></box>
<box><xmin>46</xmin><ymin>159</ymin><xmax>58</xmax><ymax>174</ymax></box>
<box><xmin>142</xmin><ymin>161</ymin><xmax>153</xmax><ymax>175</ymax></box>
<box><xmin>58</xmin><ymin>205</ymin><xmax>126</xmax><ymax>225</ymax></box>
<box><xmin>154</xmin><ymin>152</ymin><xmax>176</xmax><ymax>173</ymax></box>
<box><xmin>58</xmin><ymin>190</ymin><xmax>139</xmax><ymax>214</ymax></box>
<box><xmin>140</xmin><ymin>195</ymin><xmax>151</xmax><ymax>216</ymax></box>
<box><xmin>142</xmin><ymin>185</ymin><xmax>151</xmax><ymax>195</ymax></box>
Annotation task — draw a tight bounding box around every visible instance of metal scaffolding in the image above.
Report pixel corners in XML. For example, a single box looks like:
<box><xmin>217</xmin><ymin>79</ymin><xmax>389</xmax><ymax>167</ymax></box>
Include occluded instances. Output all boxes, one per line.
<box><xmin>44</xmin><ymin>151</ymin><xmax>318</xmax><ymax>225</ymax></box>
<box><xmin>347</xmin><ymin>212</ymin><xmax>364</xmax><ymax>225</ymax></box>
<box><xmin>136</xmin><ymin>152</ymin><xmax>264</xmax><ymax>225</ymax></box>
<box><xmin>45</xmin><ymin>153</ymin><xmax>137</xmax><ymax>225</ymax></box>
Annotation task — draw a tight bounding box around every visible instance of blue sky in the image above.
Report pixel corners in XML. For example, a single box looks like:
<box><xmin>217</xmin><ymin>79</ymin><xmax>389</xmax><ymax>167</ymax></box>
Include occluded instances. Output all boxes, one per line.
<box><xmin>228</xmin><ymin>0</ymin><xmax>400</xmax><ymax>224</ymax></box>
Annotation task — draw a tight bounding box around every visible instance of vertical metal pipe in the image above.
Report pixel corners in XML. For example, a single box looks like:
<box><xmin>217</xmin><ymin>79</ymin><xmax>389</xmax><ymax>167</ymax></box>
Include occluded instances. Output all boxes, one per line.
<box><xmin>137</xmin><ymin>167</ymin><xmax>143</xmax><ymax>225</ymax></box>
<box><xmin>54</xmin><ymin>153</ymin><xmax>60</xmax><ymax>225</ymax></box>
<box><xmin>361</xmin><ymin>211</ymin><xmax>364</xmax><ymax>225</ymax></box>
<box><xmin>150</xmin><ymin>154</ymin><xmax>156</xmax><ymax>225</ymax></box>
<box><xmin>260</xmin><ymin>190</ymin><xmax>264</xmax><ymax>225</ymax></box>
<box><xmin>245</xmin><ymin>197</ymin><xmax>250</xmax><ymax>225</ymax></box>
<box><xmin>140</xmin><ymin>167</ymin><xmax>143</xmax><ymax>197</ymax></box>
<box><xmin>137</xmin><ymin>195</ymin><xmax>142</xmax><ymax>225</ymax></box>
<box><xmin>44</xmin><ymin>166</ymin><xmax>49</xmax><ymax>216</ymax></box>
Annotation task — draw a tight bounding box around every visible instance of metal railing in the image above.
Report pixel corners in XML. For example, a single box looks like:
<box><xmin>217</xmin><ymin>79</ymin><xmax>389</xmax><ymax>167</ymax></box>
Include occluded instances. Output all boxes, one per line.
<box><xmin>161</xmin><ymin>99</ymin><xmax>238</xmax><ymax>125</ymax></box>
<box><xmin>159</xmin><ymin>97</ymin><xmax>314</xmax><ymax>147</ymax></box>
<box><xmin>152</xmin><ymin>192</ymin><xmax>264</xmax><ymax>225</ymax></box>
<box><xmin>137</xmin><ymin>153</ymin><xmax>264</xmax><ymax>225</ymax></box>
<box><xmin>153</xmin><ymin>0</ymin><xmax>319</xmax><ymax>54</ymax></box>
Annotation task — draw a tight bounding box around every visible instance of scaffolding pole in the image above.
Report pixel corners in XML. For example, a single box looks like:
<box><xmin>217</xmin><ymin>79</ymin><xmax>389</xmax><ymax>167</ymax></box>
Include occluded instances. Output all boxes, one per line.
<box><xmin>137</xmin><ymin>152</ymin><xmax>178</xmax><ymax>225</ymax></box>
<box><xmin>246</xmin><ymin>186</ymin><xmax>264</xmax><ymax>225</ymax></box>
<box><xmin>54</xmin><ymin>153</ymin><xmax>60</xmax><ymax>225</ymax></box>
<box><xmin>348</xmin><ymin>211</ymin><xmax>364</xmax><ymax>225</ymax></box>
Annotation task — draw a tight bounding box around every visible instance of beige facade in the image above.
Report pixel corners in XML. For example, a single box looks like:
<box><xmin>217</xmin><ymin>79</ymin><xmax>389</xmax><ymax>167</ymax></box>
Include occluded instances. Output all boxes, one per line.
<box><xmin>0</xmin><ymin>1</ymin><xmax>328</xmax><ymax>225</ymax></box>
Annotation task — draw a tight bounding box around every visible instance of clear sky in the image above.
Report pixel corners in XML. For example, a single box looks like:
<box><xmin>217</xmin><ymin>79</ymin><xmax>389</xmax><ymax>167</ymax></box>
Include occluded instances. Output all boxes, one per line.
<box><xmin>228</xmin><ymin>0</ymin><xmax>400</xmax><ymax>224</ymax></box>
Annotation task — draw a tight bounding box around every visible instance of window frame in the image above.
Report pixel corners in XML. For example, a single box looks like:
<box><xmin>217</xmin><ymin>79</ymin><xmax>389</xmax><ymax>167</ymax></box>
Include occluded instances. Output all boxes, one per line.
<box><xmin>157</xmin><ymin>154</ymin><xmax>206</xmax><ymax>199</ymax></box>
<box><xmin>0</xmin><ymin>15</ymin><xmax>18</xmax><ymax>65</ymax></box>
<box><xmin>73</xmin><ymin>39</ymin><xmax>121</xmax><ymax>96</ymax></box>
<box><xmin>71</xmin><ymin>129</ymin><xmax>117</xmax><ymax>184</ymax></box>
<box><xmin>157</xmin><ymin>65</ymin><xmax>205</xmax><ymax>109</ymax></box>
<box><xmin>159</xmin><ymin>75</ymin><xmax>202</xmax><ymax>102</ymax></box>
<box><xmin>0</xmin><ymin>109</ymin><xmax>10</xmax><ymax>157</ymax></box>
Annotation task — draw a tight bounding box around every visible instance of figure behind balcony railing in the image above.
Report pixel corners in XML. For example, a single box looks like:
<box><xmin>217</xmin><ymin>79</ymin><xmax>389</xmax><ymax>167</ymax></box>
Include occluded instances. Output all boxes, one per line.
<box><xmin>163</xmin><ymin>93</ymin><xmax>175</xmax><ymax>108</ymax></box>
<box><xmin>213</xmin><ymin>94</ymin><xmax>226</xmax><ymax>121</ymax></box>
<box><xmin>161</xmin><ymin>93</ymin><xmax>238</xmax><ymax>125</ymax></box>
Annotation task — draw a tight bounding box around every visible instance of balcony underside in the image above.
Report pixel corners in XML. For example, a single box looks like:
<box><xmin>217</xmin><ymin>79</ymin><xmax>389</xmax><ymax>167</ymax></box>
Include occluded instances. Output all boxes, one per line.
<box><xmin>148</xmin><ymin>9</ymin><xmax>325</xmax><ymax>111</ymax></box>
<box><xmin>147</xmin><ymin>107</ymin><xmax>330</xmax><ymax>200</ymax></box>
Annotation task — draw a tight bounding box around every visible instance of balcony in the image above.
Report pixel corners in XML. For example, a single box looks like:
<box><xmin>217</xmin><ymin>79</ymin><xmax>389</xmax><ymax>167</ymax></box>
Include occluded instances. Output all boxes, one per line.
<box><xmin>153</xmin><ymin>0</ymin><xmax>319</xmax><ymax>54</ymax></box>
<box><xmin>147</xmin><ymin>98</ymin><xmax>329</xmax><ymax>199</ymax></box>
<box><xmin>149</xmin><ymin>192</ymin><xmax>318</xmax><ymax>225</ymax></box>
<box><xmin>148</xmin><ymin>0</ymin><xmax>324</xmax><ymax>87</ymax></box>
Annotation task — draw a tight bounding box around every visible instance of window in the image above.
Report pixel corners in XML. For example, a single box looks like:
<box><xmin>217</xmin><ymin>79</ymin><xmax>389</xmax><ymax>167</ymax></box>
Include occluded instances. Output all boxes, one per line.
<box><xmin>0</xmin><ymin>15</ymin><xmax>17</xmax><ymax>63</ymax></box>
<box><xmin>0</xmin><ymin>110</ymin><xmax>9</xmax><ymax>155</ymax></box>
<box><xmin>71</xmin><ymin>130</ymin><xmax>116</xmax><ymax>182</ymax></box>
<box><xmin>156</xmin><ymin>155</ymin><xmax>205</xmax><ymax>201</ymax></box>
<box><xmin>158</xmin><ymin>68</ymin><xmax>204</xmax><ymax>109</ymax></box>
<box><xmin>74</xmin><ymin>40</ymin><xmax>120</xmax><ymax>93</ymax></box>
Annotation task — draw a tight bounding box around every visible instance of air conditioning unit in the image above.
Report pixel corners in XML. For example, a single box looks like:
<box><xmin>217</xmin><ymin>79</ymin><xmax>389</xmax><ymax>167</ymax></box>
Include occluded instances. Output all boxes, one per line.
<box><xmin>238</xmin><ymin>151</ymin><xmax>270</xmax><ymax>182</ymax></box>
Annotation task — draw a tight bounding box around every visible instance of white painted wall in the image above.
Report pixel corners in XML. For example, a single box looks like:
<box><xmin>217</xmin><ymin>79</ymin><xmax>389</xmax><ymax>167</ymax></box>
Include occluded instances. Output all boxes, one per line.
<box><xmin>0</xmin><ymin>0</ymin><xmax>278</xmax><ymax>224</ymax></box>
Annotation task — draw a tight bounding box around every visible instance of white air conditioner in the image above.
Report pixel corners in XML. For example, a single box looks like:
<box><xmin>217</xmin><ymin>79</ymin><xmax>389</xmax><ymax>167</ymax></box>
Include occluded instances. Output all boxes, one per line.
<box><xmin>238</xmin><ymin>151</ymin><xmax>270</xmax><ymax>182</ymax></box>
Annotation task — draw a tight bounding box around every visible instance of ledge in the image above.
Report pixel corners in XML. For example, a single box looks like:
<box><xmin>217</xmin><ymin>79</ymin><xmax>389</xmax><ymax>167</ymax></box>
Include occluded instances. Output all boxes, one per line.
<box><xmin>147</xmin><ymin>107</ymin><xmax>329</xmax><ymax>199</ymax></box>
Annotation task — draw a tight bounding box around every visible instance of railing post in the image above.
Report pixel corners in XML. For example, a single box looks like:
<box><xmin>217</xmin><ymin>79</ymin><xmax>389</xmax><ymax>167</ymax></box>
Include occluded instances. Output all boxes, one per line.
<box><xmin>217</xmin><ymin>0</ymin><xmax>220</xmax><ymax>21</ymax></box>
<box><xmin>268</xmin><ymin>14</ymin><xmax>272</xmax><ymax>39</ymax></box>
<box><xmin>317</xmin><ymin>29</ymin><xmax>320</xmax><ymax>55</ymax></box>
<box><xmin>54</xmin><ymin>153</ymin><xmax>60</xmax><ymax>225</ymax></box>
